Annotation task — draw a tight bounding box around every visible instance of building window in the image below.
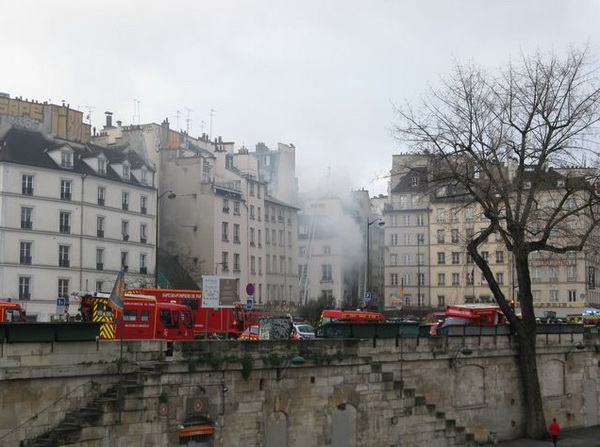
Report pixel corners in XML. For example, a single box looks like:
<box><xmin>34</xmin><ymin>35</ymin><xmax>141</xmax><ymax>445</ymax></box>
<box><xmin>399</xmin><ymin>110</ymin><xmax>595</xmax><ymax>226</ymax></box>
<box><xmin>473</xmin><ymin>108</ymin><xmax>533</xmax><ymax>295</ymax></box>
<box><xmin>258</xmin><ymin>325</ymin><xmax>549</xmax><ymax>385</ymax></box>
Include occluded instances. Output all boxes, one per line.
<box><xmin>418</xmin><ymin>273</ymin><xmax>425</xmax><ymax>286</ymax></box>
<box><xmin>58</xmin><ymin>279</ymin><xmax>69</xmax><ymax>299</ymax></box>
<box><xmin>98</xmin><ymin>158</ymin><xmax>107</xmax><ymax>175</ymax></box>
<box><xmin>96</xmin><ymin>248</ymin><xmax>104</xmax><ymax>270</ymax></box>
<box><xmin>121</xmin><ymin>220</ymin><xmax>129</xmax><ymax>241</ymax></box>
<box><xmin>416</xmin><ymin>214</ymin><xmax>424</xmax><ymax>226</ymax></box>
<box><xmin>437</xmin><ymin>230</ymin><xmax>445</xmax><ymax>244</ymax></box>
<box><xmin>390</xmin><ymin>273</ymin><xmax>398</xmax><ymax>286</ymax></box>
<box><xmin>20</xmin><ymin>242</ymin><xmax>32</xmax><ymax>265</ymax></box>
<box><xmin>417</xmin><ymin>252</ymin><xmax>424</xmax><ymax>265</ymax></box>
<box><xmin>437</xmin><ymin>252</ymin><xmax>445</xmax><ymax>265</ymax></box>
<box><xmin>141</xmin><ymin>196</ymin><xmax>148</xmax><ymax>214</ymax></box>
<box><xmin>258</xmin><ymin>229</ymin><xmax>262</xmax><ymax>247</ymax></box>
<box><xmin>22</xmin><ymin>174</ymin><xmax>34</xmax><ymax>195</ymax></box>
<box><xmin>222</xmin><ymin>222</ymin><xmax>229</xmax><ymax>241</ymax></box>
<box><xmin>390</xmin><ymin>234</ymin><xmax>398</xmax><ymax>245</ymax></box>
<box><xmin>568</xmin><ymin>290</ymin><xmax>577</xmax><ymax>302</ymax></box>
<box><xmin>233</xmin><ymin>253</ymin><xmax>240</xmax><ymax>272</ymax></box>
<box><xmin>403</xmin><ymin>253</ymin><xmax>411</xmax><ymax>265</ymax></box>
<box><xmin>452</xmin><ymin>252</ymin><xmax>460</xmax><ymax>265</ymax></box>
<box><xmin>233</xmin><ymin>224</ymin><xmax>240</xmax><ymax>243</ymax></box>
<box><xmin>436</xmin><ymin>208</ymin><xmax>446</xmax><ymax>223</ymax></box>
<box><xmin>417</xmin><ymin>234</ymin><xmax>425</xmax><ymax>245</ymax></box>
<box><xmin>122</xmin><ymin>192</ymin><xmax>129</xmax><ymax>210</ymax></box>
<box><xmin>121</xmin><ymin>251</ymin><xmax>129</xmax><ymax>270</ymax></box>
<box><xmin>452</xmin><ymin>273</ymin><xmax>460</xmax><ymax>286</ymax></box>
<box><xmin>250</xmin><ymin>256</ymin><xmax>256</xmax><ymax>274</ymax></box>
<box><xmin>550</xmin><ymin>290</ymin><xmax>559</xmax><ymax>303</ymax></box>
<box><xmin>322</xmin><ymin>264</ymin><xmax>332</xmax><ymax>281</ymax></box>
<box><xmin>451</xmin><ymin>229</ymin><xmax>459</xmax><ymax>243</ymax></box>
<box><xmin>21</xmin><ymin>207</ymin><xmax>33</xmax><ymax>230</ymax></box>
<box><xmin>532</xmin><ymin>267</ymin><xmax>541</xmax><ymax>282</ymax></box>
<box><xmin>466</xmin><ymin>269</ymin><xmax>475</xmax><ymax>286</ymax></box>
<box><xmin>279</xmin><ymin>230</ymin><xmax>284</xmax><ymax>245</ymax></box>
<box><xmin>481</xmin><ymin>251</ymin><xmax>489</xmax><ymax>262</ymax></box>
<box><xmin>58</xmin><ymin>245</ymin><xmax>70</xmax><ymax>267</ymax></box>
<box><xmin>250</xmin><ymin>183</ymin><xmax>255</xmax><ymax>197</ymax></box>
<box><xmin>123</xmin><ymin>165</ymin><xmax>130</xmax><ymax>180</ymax></box>
<box><xmin>403</xmin><ymin>273</ymin><xmax>411</xmax><ymax>286</ymax></box>
<box><xmin>61</xmin><ymin>151</ymin><xmax>74</xmax><ymax>169</ymax></box>
<box><xmin>402</xmin><ymin>215</ymin><xmax>410</xmax><ymax>226</ymax></box>
<box><xmin>250</xmin><ymin>228</ymin><xmax>255</xmax><ymax>246</ymax></box>
<box><xmin>323</xmin><ymin>245</ymin><xmax>331</xmax><ymax>255</ymax></box>
<box><xmin>19</xmin><ymin>276</ymin><xmax>31</xmax><ymax>300</ymax></box>
<box><xmin>390</xmin><ymin>254</ymin><xmax>398</xmax><ymax>266</ymax></box>
<box><xmin>437</xmin><ymin>273</ymin><xmax>445</xmax><ymax>286</ymax></box>
<box><xmin>437</xmin><ymin>295</ymin><xmax>445</xmax><ymax>307</ymax></box>
<box><xmin>140</xmin><ymin>253</ymin><xmax>147</xmax><ymax>274</ymax></box>
<box><xmin>465</xmin><ymin>207</ymin><xmax>474</xmax><ymax>221</ymax></box>
<box><xmin>567</xmin><ymin>265</ymin><xmax>576</xmax><ymax>281</ymax></box>
<box><xmin>97</xmin><ymin>216</ymin><xmax>105</xmax><ymax>238</ymax></box>
<box><xmin>496</xmin><ymin>251</ymin><xmax>504</xmax><ymax>263</ymax></box>
<box><xmin>95</xmin><ymin>281</ymin><xmax>104</xmax><ymax>292</ymax></box>
<box><xmin>221</xmin><ymin>252</ymin><xmax>229</xmax><ymax>271</ymax></box>
<box><xmin>234</xmin><ymin>201</ymin><xmax>240</xmax><ymax>215</ymax></box>
<box><xmin>549</xmin><ymin>267</ymin><xmax>559</xmax><ymax>282</ymax></box>
<box><xmin>59</xmin><ymin>211</ymin><xmax>71</xmax><ymax>234</ymax></box>
<box><xmin>223</xmin><ymin>199</ymin><xmax>230</xmax><ymax>213</ymax></box>
<box><xmin>60</xmin><ymin>180</ymin><xmax>72</xmax><ymax>200</ymax></box>
<box><xmin>140</xmin><ymin>223</ymin><xmax>147</xmax><ymax>243</ymax></box>
<box><xmin>98</xmin><ymin>186</ymin><xmax>106</xmax><ymax>206</ymax></box>
<box><xmin>496</xmin><ymin>272</ymin><xmax>504</xmax><ymax>285</ymax></box>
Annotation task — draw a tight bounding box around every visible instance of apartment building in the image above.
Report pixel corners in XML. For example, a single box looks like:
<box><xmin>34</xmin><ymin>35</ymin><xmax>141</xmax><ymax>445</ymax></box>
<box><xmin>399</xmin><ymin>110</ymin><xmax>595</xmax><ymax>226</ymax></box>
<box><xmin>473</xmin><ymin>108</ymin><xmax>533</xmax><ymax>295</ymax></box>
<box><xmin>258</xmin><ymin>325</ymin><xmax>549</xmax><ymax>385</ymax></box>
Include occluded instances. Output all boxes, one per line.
<box><xmin>0</xmin><ymin>123</ymin><xmax>156</xmax><ymax>320</ymax></box>
<box><xmin>383</xmin><ymin>153</ymin><xmax>600</xmax><ymax>316</ymax></box>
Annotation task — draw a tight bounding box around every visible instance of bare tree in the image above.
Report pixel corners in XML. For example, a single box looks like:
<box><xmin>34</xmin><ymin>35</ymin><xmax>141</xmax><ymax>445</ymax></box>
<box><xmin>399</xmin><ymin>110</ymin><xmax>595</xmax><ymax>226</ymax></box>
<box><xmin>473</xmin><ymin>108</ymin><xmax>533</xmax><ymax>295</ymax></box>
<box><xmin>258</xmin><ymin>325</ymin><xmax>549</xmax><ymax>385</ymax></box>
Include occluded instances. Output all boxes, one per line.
<box><xmin>393</xmin><ymin>49</ymin><xmax>600</xmax><ymax>439</ymax></box>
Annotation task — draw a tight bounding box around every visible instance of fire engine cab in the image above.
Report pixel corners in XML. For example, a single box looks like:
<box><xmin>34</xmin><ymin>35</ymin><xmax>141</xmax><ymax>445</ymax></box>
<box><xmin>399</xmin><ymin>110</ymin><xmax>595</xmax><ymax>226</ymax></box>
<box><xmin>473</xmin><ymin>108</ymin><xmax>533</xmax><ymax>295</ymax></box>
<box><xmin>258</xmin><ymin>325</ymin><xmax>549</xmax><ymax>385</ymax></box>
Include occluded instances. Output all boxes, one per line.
<box><xmin>75</xmin><ymin>292</ymin><xmax>194</xmax><ymax>341</ymax></box>
<box><xmin>0</xmin><ymin>300</ymin><xmax>26</xmax><ymax>323</ymax></box>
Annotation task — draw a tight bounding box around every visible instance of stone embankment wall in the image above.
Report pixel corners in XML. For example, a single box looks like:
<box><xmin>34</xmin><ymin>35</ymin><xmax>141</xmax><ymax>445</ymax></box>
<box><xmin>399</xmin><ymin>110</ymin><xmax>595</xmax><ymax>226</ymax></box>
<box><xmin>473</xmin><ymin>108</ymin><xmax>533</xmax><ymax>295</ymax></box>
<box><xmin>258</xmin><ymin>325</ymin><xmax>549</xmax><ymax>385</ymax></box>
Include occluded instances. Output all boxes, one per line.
<box><xmin>0</xmin><ymin>333</ymin><xmax>598</xmax><ymax>446</ymax></box>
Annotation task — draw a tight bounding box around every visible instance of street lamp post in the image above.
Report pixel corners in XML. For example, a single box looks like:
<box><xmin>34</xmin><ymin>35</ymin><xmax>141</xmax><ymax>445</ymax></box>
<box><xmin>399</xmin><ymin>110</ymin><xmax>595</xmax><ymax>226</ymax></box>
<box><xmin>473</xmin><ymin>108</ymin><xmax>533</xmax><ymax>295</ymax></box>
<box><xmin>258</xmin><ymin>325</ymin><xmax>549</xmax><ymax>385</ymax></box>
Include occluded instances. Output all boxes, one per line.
<box><xmin>155</xmin><ymin>190</ymin><xmax>176</xmax><ymax>287</ymax></box>
<box><xmin>365</xmin><ymin>217</ymin><xmax>384</xmax><ymax>309</ymax></box>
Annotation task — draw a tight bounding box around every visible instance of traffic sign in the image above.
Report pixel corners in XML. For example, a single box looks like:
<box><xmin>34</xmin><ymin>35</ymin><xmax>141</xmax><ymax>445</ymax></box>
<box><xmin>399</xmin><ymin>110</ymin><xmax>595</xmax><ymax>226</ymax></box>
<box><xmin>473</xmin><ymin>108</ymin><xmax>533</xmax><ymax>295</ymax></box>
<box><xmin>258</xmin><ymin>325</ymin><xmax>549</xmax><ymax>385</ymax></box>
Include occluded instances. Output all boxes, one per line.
<box><xmin>246</xmin><ymin>283</ymin><xmax>255</xmax><ymax>295</ymax></box>
<box><xmin>364</xmin><ymin>291</ymin><xmax>372</xmax><ymax>303</ymax></box>
<box><xmin>246</xmin><ymin>297</ymin><xmax>254</xmax><ymax>310</ymax></box>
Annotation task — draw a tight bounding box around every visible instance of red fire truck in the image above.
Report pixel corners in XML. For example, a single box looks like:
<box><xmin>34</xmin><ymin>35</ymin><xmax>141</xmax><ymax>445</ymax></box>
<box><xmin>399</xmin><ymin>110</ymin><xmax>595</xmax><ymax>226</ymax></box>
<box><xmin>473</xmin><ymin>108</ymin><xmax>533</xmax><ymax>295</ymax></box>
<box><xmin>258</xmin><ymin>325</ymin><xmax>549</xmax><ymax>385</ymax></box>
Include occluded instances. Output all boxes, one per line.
<box><xmin>318</xmin><ymin>309</ymin><xmax>385</xmax><ymax>326</ymax></box>
<box><xmin>444</xmin><ymin>304</ymin><xmax>506</xmax><ymax>326</ymax></box>
<box><xmin>125</xmin><ymin>288</ymin><xmax>264</xmax><ymax>339</ymax></box>
<box><xmin>76</xmin><ymin>292</ymin><xmax>194</xmax><ymax>340</ymax></box>
<box><xmin>0</xmin><ymin>300</ymin><xmax>26</xmax><ymax>322</ymax></box>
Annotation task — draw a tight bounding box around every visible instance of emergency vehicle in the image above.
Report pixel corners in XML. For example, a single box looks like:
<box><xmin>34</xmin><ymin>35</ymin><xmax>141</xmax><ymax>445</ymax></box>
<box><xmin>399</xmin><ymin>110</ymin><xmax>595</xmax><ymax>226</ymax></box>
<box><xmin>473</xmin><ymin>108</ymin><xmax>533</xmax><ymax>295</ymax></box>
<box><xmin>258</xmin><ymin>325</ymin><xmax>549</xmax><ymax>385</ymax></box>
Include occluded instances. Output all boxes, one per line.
<box><xmin>444</xmin><ymin>304</ymin><xmax>506</xmax><ymax>326</ymax></box>
<box><xmin>318</xmin><ymin>309</ymin><xmax>385</xmax><ymax>326</ymax></box>
<box><xmin>0</xmin><ymin>300</ymin><xmax>26</xmax><ymax>322</ymax></box>
<box><xmin>76</xmin><ymin>292</ymin><xmax>194</xmax><ymax>340</ymax></box>
<box><xmin>582</xmin><ymin>310</ymin><xmax>600</xmax><ymax>327</ymax></box>
<box><xmin>125</xmin><ymin>288</ymin><xmax>265</xmax><ymax>339</ymax></box>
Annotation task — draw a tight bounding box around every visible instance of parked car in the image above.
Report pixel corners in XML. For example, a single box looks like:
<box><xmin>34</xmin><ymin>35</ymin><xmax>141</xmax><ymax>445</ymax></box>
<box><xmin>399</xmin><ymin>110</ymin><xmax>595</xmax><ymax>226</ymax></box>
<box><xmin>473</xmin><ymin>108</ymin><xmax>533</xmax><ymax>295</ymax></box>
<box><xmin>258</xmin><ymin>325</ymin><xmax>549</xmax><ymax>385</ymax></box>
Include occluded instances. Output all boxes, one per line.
<box><xmin>239</xmin><ymin>325</ymin><xmax>259</xmax><ymax>340</ymax></box>
<box><xmin>293</xmin><ymin>323</ymin><xmax>316</xmax><ymax>339</ymax></box>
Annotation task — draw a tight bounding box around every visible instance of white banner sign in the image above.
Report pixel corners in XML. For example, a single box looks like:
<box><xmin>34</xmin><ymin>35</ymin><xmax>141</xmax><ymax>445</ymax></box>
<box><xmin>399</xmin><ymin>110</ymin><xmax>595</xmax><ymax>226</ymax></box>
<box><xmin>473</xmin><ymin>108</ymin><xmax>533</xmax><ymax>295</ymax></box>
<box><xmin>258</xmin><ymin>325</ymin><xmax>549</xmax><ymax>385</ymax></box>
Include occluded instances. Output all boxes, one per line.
<box><xmin>202</xmin><ymin>276</ymin><xmax>220</xmax><ymax>307</ymax></box>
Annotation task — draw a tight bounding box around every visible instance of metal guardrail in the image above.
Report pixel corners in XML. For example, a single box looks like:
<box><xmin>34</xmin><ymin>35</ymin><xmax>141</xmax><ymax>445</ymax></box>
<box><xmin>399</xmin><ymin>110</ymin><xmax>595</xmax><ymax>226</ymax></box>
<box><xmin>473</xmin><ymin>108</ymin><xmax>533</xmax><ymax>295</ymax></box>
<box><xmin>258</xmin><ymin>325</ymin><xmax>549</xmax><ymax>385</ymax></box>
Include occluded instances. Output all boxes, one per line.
<box><xmin>0</xmin><ymin>322</ymin><xmax>101</xmax><ymax>343</ymax></box>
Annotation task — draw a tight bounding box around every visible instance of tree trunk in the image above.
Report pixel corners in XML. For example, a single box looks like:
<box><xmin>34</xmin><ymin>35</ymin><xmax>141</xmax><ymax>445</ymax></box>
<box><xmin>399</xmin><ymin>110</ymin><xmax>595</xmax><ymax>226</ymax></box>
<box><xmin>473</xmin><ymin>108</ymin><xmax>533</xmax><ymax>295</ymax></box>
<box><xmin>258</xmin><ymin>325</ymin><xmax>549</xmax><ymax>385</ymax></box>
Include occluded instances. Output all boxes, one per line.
<box><xmin>513</xmin><ymin>254</ymin><xmax>547</xmax><ymax>439</ymax></box>
<box><xmin>513</xmin><ymin>326</ymin><xmax>547</xmax><ymax>439</ymax></box>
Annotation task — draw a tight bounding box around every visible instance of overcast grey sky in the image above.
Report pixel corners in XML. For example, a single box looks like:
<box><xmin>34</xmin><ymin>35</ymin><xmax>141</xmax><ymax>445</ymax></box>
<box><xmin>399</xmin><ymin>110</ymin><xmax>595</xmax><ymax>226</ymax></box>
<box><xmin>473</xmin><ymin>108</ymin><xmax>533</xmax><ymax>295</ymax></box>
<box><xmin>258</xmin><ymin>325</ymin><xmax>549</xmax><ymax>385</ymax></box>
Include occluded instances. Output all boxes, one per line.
<box><xmin>2</xmin><ymin>1</ymin><xmax>599</xmax><ymax>195</ymax></box>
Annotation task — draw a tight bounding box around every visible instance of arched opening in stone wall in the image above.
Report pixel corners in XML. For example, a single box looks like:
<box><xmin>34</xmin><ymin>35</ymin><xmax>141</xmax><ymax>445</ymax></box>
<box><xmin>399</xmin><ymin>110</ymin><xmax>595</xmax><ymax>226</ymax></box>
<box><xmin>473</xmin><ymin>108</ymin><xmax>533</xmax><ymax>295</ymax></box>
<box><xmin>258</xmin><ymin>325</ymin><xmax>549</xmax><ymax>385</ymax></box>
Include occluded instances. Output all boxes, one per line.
<box><xmin>541</xmin><ymin>359</ymin><xmax>566</xmax><ymax>397</ymax></box>
<box><xmin>454</xmin><ymin>364</ymin><xmax>485</xmax><ymax>407</ymax></box>
<box><xmin>265</xmin><ymin>410</ymin><xmax>288</xmax><ymax>447</ymax></box>
<box><xmin>331</xmin><ymin>403</ymin><xmax>357</xmax><ymax>447</ymax></box>
<box><xmin>178</xmin><ymin>414</ymin><xmax>215</xmax><ymax>446</ymax></box>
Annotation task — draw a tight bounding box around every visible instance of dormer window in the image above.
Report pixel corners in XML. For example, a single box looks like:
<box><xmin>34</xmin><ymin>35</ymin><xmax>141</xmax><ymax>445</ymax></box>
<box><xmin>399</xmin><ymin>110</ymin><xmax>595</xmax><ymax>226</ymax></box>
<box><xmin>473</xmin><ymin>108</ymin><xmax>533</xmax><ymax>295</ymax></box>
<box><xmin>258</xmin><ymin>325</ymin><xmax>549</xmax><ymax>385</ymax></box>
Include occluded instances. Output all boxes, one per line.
<box><xmin>98</xmin><ymin>158</ymin><xmax>107</xmax><ymax>176</ymax></box>
<box><xmin>140</xmin><ymin>169</ymin><xmax>147</xmax><ymax>185</ymax></box>
<box><xmin>524</xmin><ymin>180</ymin><xmax>532</xmax><ymax>189</ymax></box>
<box><xmin>411</xmin><ymin>176</ymin><xmax>419</xmax><ymax>187</ymax></box>
<box><xmin>61</xmin><ymin>151</ymin><xmax>74</xmax><ymax>169</ymax></box>
<box><xmin>123</xmin><ymin>165</ymin><xmax>130</xmax><ymax>181</ymax></box>
<box><xmin>557</xmin><ymin>179</ymin><xmax>565</xmax><ymax>187</ymax></box>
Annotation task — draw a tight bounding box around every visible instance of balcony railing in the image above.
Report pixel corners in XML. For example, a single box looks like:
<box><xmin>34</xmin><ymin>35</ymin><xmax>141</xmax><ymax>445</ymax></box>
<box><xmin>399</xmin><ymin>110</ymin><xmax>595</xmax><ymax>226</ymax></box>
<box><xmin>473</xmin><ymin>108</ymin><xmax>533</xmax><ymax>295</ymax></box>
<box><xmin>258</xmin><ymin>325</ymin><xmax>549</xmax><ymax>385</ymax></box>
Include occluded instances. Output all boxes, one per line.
<box><xmin>21</xmin><ymin>221</ymin><xmax>33</xmax><ymax>230</ymax></box>
<box><xmin>59</xmin><ymin>259</ymin><xmax>70</xmax><ymax>268</ymax></box>
<box><xmin>140</xmin><ymin>267</ymin><xmax>148</xmax><ymax>274</ymax></box>
<box><xmin>22</xmin><ymin>188</ymin><xmax>34</xmax><ymax>196</ymax></box>
<box><xmin>60</xmin><ymin>225</ymin><xmax>70</xmax><ymax>234</ymax></box>
<box><xmin>98</xmin><ymin>198</ymin><xmax>105</xmax><ymax>206</ymax></box>
<box><xmin>96</xmin><ymin>263</ymin><xmax>104</xmax><ymax>270</ymax></box>
<box><xmin>61</xmin><ymin>192</ymin><xmax>71</xmax><ymax>200</ymax></box>
<box><xmin>20</xmin><ymin>256</ymin><xmax>32</xmax><ymax>265</ymax></box>
<box><xmin>97</xmin><ymin>230</ymin><xmax>104</xmax><ymax>238</ymax></box>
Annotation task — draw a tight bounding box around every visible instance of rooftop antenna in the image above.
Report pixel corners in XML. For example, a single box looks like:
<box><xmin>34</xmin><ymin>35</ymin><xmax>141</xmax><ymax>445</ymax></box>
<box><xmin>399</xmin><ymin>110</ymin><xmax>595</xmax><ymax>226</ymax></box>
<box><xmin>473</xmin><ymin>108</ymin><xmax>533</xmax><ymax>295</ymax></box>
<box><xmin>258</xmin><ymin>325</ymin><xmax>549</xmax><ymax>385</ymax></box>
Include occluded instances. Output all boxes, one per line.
<box><xmin>133</xmin><ymin>99</ymin><xmax>141</xmax><ymax>124</ymax></box>
<box><xmin>78</xmin><ymin>105</ymin><xmax>95</xmax><ymax>124</ymax></box>
<box><xmin>209</xmin><ymin>109</ymin><xmax>216</xmax><ymax>140</ymax></box>
<box><xmin>185</xmin><ymin>107</ymin><xmax>193</xmax><ymax>134</ymax></box>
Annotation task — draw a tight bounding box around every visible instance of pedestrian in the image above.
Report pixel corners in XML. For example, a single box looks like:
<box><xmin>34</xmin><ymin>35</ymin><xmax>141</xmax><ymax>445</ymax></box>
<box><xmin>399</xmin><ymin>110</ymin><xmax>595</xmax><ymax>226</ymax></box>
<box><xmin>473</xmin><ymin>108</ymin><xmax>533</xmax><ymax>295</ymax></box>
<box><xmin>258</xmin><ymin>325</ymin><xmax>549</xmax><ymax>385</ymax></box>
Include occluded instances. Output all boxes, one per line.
<box><xmin>549</xmin><ymin>418</ymin><xmax>561</xmax><ymax>447</ymax></box>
